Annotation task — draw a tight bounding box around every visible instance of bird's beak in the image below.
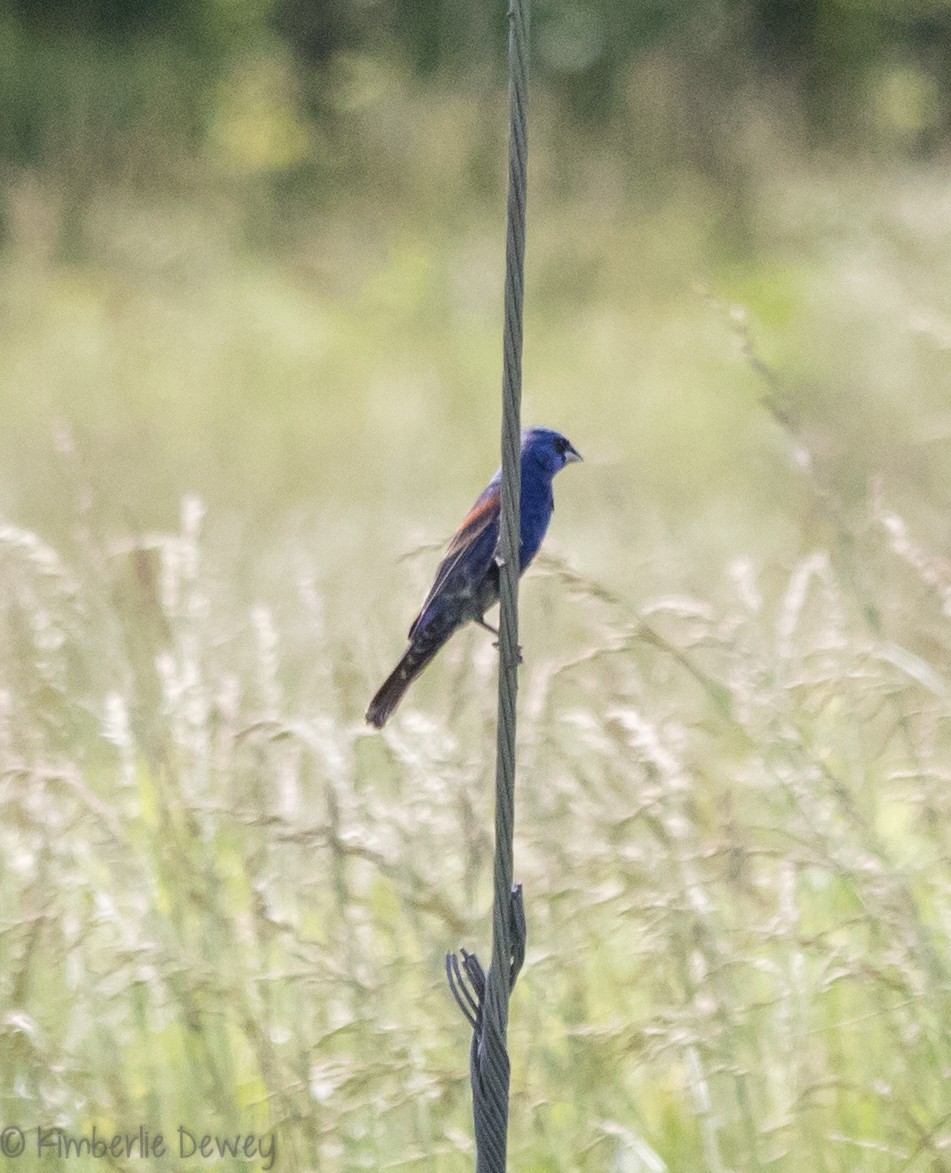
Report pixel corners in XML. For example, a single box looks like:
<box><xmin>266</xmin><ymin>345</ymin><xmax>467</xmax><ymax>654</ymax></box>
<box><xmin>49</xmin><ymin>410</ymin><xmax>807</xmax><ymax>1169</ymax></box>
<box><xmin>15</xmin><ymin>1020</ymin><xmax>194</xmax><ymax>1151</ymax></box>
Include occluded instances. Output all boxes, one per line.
<box><xmin>564</xmin><ymin>444</ymin><xmax>583</xmax><ymax>464</ymax></box>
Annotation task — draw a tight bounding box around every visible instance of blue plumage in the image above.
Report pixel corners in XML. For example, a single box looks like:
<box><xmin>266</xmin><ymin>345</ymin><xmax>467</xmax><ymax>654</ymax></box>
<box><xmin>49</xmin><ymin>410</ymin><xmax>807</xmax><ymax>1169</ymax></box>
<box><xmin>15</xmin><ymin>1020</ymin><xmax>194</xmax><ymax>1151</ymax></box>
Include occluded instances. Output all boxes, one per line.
<box><xmin>366</xmin><ymin>427</ymin><xmax>582</xmax><ymax>728</ymax></box>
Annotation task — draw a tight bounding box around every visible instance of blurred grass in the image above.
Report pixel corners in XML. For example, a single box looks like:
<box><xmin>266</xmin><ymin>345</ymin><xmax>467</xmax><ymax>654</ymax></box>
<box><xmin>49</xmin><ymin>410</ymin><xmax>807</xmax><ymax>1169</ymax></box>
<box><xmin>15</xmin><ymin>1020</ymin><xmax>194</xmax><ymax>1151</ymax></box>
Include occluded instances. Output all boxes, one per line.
<box><xmin>3</xmin><ymin>60</ymin><xmax>951</xmax><ymax>1173</ymax></box>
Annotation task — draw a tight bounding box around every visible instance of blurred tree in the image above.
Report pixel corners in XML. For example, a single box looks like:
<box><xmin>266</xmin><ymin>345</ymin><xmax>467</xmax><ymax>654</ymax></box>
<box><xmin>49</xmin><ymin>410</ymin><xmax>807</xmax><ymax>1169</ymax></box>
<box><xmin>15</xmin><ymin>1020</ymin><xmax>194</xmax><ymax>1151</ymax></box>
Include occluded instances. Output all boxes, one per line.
<box><xmin>8</xmin><ymin>0</ymin><xmax>202</xmax><ymax>39</ymax></box>
<box><xmin>2</xmin><ymin>0</ymin><xmax>951</xmax><ymax>174</ymax></box>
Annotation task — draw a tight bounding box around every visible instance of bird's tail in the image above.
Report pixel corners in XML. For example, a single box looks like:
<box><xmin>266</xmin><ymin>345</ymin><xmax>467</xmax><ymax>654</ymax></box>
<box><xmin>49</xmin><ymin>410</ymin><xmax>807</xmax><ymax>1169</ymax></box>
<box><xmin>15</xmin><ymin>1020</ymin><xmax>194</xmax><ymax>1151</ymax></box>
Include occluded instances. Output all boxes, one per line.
<box><xmin>366</xmin><ymin>638</ymin><xmax>444</xmax><ymax>729</ymax></box>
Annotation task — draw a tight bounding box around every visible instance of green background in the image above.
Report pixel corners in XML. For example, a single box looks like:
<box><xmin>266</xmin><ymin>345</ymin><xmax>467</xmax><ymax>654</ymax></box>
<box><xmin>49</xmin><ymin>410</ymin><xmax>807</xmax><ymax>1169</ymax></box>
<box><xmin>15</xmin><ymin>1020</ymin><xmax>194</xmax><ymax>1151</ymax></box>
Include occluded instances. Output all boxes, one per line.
<box><xmin>2</xmin><ymin>2</ymin><xmax>951</xmax><ymax>1170</ymax></box>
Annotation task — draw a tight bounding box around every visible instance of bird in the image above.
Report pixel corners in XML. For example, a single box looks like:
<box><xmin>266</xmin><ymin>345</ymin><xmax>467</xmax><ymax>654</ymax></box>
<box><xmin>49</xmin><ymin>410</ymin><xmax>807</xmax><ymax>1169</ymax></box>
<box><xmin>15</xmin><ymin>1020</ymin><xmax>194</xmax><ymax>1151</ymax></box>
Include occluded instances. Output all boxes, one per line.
<box><xmin>366</xmin><ymin>427</ymin><xmax>582</xmax><ymax>728</ymax></box>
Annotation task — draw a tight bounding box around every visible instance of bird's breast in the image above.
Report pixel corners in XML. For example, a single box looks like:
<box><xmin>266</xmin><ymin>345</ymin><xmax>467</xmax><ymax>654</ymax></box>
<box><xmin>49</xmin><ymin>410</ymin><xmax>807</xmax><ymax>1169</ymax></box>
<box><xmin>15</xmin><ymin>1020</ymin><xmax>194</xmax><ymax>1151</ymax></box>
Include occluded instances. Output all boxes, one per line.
<box><xmin>519</xmin><ymin>481</ymin><xmax>554</xmax><ymax>569</ymax></box>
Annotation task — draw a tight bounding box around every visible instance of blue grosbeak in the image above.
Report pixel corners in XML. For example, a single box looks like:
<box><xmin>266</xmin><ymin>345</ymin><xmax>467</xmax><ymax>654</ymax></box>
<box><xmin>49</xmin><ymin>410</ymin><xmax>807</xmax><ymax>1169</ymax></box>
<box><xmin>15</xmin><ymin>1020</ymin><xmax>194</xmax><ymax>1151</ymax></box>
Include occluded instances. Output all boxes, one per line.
<box><xmin>366</xmin><ymin>427</ymin><xmax>582</xmax><ymax>728</ymax></box>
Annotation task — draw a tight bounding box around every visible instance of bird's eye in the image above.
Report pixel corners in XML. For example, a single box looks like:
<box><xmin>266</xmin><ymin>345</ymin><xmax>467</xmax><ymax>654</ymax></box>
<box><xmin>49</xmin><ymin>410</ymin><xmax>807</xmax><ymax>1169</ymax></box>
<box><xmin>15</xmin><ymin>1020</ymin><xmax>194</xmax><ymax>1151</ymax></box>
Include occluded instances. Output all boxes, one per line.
<box><xmin>555</xmin><ymin>437</ymin><xmax>568</xmax><ymax>454</ymax></box>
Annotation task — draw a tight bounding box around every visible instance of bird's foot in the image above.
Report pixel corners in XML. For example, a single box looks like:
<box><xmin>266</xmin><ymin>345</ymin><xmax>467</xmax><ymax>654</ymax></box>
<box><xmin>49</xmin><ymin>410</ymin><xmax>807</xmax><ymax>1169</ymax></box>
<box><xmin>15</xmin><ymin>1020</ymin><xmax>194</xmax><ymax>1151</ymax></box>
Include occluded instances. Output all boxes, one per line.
<box><xmin>476</xmin><ymin>618</ymin><xmax>522</xmax><ymax>663</ymax></box>
<box><xmin>492</xmin><ymin>639</ymin><xmax>523</xmax><ymax>665</ymax></box>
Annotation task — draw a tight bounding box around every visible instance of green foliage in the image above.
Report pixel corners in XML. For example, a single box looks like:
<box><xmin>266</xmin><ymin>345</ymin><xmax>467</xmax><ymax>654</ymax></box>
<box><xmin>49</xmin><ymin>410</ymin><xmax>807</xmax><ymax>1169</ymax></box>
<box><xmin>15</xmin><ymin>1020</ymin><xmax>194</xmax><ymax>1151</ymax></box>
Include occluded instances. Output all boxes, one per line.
<box><xmin>3</xmin><ymin>93</ymin><xmax>951</xmax><ymax>1169</ymax></box>
<box><xmin>4</xmin><ymin>7</ymin><xmax>951</xmax><ymax>1162</ymax></box>
<box><xmin>4</xmin><ymin>0</ymin><xmax>951</xmax><ymax>182</ymax></box>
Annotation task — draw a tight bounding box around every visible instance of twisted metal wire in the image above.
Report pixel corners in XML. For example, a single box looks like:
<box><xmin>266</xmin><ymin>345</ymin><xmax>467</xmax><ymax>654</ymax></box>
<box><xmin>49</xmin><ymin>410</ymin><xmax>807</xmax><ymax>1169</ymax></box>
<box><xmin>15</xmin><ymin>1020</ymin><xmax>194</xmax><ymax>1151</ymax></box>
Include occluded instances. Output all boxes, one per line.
<box><xmin>446</xmin><ymin>889</ymin><xmax>526</xmax><ymax>1171</ymax></box>
<box><xmin>446</xmin><ymin>2</ymin><xmax>530</xmax><ymax>1170</ymax></box>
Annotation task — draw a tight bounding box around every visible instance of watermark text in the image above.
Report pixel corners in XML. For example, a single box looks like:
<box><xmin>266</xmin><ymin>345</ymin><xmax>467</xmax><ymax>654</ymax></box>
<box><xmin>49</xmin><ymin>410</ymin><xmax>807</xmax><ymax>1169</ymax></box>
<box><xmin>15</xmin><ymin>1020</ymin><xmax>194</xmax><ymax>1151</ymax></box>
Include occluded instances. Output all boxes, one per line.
<box><xmin>0</xmin><ymin>1124</ymin><xmax>276</xmax><ymax>1169</ymax></box>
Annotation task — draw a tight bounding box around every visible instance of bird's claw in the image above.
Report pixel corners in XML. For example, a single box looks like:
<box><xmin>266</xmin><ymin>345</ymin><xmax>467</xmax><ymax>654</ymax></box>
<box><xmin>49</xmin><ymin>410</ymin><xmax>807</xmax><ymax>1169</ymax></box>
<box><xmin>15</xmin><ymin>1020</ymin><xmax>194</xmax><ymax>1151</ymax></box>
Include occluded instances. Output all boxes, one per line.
<box><xmin>492</xmin><ymin>639</ymin><xmax>523</xmax><ymax>664</ymax></box>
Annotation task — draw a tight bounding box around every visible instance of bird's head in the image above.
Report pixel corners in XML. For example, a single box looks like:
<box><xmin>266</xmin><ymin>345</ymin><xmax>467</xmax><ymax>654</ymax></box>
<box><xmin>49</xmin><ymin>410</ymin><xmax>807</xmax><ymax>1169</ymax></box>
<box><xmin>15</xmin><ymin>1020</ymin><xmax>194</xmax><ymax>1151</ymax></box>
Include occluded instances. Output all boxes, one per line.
<box><xmin>522</xmin><ymin>427</ymin><xmax>583</xmax><ymax>477</ymax></box>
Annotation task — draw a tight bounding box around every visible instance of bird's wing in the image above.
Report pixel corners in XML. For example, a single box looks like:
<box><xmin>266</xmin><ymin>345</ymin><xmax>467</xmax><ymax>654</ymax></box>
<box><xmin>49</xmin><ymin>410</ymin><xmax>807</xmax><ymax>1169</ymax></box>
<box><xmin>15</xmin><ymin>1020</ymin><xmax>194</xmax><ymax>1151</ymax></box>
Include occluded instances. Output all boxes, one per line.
<box><xmin>408</xmin><ymin>481</ymin><xmax>501</xmax><ymax>641</ymax></box>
